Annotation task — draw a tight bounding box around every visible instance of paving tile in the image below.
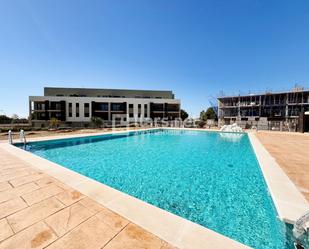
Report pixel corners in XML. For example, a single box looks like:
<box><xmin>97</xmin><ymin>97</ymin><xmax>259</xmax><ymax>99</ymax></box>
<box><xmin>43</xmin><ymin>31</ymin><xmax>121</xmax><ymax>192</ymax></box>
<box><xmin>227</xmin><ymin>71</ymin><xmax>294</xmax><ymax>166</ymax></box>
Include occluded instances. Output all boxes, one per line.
<box><xmin>55</xmin><ymin>189</ymin><xmax>85</xmax><ymax>206</ymax></box>
<box><xmin>35</xmin><ymin>177</ymin><xmax>71</xmax><ymax>191</ymax></box>
<box><xmin>22</xmin><ymin>184</ymin><xmax>64</xmax><ymax>205</ymax></box>
<box><xmin>0</xmin><ymin>197</ymin><xmax>27</xmax><ymax>219</ymax></box>
<box><xmin>35</xmin><ymin>177</ymin><xmax>56</xmax><ymax>187</ymax></box>
<box><xmin>79</xmin><ymin>197</ymin><xmax>104</xmax><ymax>214</ymax></box>
<box><xmin>0</xmin><ymin>167</ymin><xmax>39</xmax><ymax>177</ymax></box>
<box><xmin>0</xmin><ymin>163</ymin><xmax>28</xmax><ymax>170</ymax></box>
<box><xmin>7</xmin><ymin>197</ymin><xmax>65</xmax><ymax>233</ymax></box>
<box><xmin>256</xmin><ymin>132</ymin><xmax>309</xmax><ymax>202</ymax></box>
<box><xmin>0</xmin><ymin>170</ymin><xmax>32</xmax><ymax>183</ymax></box>
<box><xmin>0</xmin><ymin>182</ymin><xmax>40</xmax><ymax>203</ymax></box>
<box><xmin>9</xmin><ymin>172</ymin><xmax>45</xmax><ymax>187</ymax></box>
<box><xmin>103</xmin><ymin>223</ymin><xmax>163</xmax><ymax>249</ymax></box>
<box><xmin>95</xmin><ymin>207</ymin><xmax>129</xmax><ymax>231</ymax></box>
<box><xmin>160</xmin><ymin>241</ymin><xmax>178</xmax><ymax>249</ymax></box>
<box><xmin>0</xmin><ymin>166</ymin><xmax>30</xmax><ymax>176</ymax></box>
<box><xmin>45</xmin><ymin>216</ymin><xmax>118</xmax><ymax>249</ymax></box>
<box><xmin>0</xmin><ymin>221</ymin><xmax>57</xmax><ymax>249</ymax></box>
<box><xmin>0</xmin><ymin>182</ymin><xmax>12</xmax><ymax>192</ymax></box>
<box><xmin>45</xmin><ymin>202</ymin><xmax>94</xmax><ymax>236</ymax></box>
<box><xmin>0</xmin><ymin>218</ymin><xmax>13</xmax><ymax>242</ymax></box>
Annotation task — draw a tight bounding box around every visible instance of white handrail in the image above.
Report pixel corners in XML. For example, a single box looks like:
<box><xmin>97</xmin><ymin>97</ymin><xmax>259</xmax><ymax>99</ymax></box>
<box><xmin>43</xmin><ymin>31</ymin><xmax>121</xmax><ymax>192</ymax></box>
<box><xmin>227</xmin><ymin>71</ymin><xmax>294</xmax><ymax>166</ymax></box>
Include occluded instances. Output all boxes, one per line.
<box><xmin>19</xmin><ymin>129</ymin><xmax>27</xmax><ymax>145</ymax></box>
<box><xmin>8</xmin><ymin>130</ymin><xmax>13</xmax><ymax>144</ymax></box>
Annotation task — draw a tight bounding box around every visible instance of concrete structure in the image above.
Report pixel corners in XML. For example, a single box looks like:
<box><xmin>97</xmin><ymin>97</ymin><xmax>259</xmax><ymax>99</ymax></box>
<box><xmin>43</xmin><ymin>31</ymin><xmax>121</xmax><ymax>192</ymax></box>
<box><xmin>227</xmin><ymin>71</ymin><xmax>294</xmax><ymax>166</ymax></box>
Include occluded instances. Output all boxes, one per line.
<box><xmin>29</xmin><ymin>87</ymin><xmax>181</xmax><ymax>127</ymax></box>
<box><xmin>218</xmin><ymin>89</ymin><xmax>309</xmax><ymax>132</ymax></box>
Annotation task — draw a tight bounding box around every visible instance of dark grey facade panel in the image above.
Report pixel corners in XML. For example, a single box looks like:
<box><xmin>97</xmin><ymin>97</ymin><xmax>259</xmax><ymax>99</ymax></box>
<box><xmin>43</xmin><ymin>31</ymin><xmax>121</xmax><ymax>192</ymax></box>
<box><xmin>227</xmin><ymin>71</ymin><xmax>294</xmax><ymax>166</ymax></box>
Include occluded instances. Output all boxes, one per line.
<box><xmin>44</xmin><ymin>87</ymin><xmax>175</xmax><ymax>99</ymax></box>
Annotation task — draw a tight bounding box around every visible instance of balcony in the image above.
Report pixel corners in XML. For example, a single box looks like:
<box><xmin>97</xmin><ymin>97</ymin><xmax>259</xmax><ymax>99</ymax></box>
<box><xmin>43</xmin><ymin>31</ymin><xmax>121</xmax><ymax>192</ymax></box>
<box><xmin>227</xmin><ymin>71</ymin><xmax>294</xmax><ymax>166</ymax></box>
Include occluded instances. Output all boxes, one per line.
<box><xmin>93</xmin><ymin>102</ymin><xmax>109</xmax><ymax>112</ymax></box>
<box><xmin>166</xmin><ymin>104</ymin><xmax>180</xmax><ymax>112</ymax></box>
<box><xmin>150</xmin><ymin>103</ymin><xmax>164</xmax><ymax>112</ymax></box>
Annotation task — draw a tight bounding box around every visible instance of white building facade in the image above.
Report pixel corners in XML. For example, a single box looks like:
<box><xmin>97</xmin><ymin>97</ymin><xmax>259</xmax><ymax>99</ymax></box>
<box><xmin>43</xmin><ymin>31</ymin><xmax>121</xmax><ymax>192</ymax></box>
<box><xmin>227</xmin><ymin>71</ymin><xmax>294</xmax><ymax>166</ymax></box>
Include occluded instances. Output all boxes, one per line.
<box><xmin>29</xmin><ymin>87</ymin><xmax>181</xmax><ymax>127</ymax></box>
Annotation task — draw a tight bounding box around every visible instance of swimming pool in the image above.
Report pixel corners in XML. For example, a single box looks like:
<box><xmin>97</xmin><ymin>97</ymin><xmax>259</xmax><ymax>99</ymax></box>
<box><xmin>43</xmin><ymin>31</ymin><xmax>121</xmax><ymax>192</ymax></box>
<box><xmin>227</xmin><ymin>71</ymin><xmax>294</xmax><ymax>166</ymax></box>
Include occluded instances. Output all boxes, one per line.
<box><xmin>17</xmin><ymin>129</ymin><xmax>292</xmax><ymax>248</ymax></box>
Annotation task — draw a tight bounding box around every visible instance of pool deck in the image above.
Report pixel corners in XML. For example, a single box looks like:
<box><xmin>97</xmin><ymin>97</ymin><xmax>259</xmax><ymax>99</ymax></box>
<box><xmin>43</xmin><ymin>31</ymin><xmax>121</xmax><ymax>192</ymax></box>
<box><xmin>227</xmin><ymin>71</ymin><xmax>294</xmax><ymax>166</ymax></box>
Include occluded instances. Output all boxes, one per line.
<box><xmin>0</xmin><ymin>128</ymin><xmax>249</xmax><ymax>249</ymax></box>
<box><xmin>256</xmin><ymin>131</ymin><xmax>309</xmax><ymax>202</ymax></box>
<box><xmin>248</xmin><ymin>132</ymin><xmax>309</xmax><ymax>228</ymax></box>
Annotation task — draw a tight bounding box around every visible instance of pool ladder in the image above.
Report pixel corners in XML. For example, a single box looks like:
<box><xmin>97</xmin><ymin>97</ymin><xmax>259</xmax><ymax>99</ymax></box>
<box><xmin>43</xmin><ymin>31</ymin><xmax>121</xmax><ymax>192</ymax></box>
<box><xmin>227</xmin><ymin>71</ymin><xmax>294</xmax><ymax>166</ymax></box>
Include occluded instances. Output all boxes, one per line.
<box><xmin>8</xmin><ymin>129</ymin><xmax>27</xmax><ymax>146</ymax></box>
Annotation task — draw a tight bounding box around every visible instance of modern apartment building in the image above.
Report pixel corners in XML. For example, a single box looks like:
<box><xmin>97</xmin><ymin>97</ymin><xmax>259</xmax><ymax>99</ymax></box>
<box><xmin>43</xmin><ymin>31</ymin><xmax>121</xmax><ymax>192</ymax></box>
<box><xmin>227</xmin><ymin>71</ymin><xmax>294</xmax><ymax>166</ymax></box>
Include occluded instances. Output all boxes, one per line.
<box><xmin>218</xmin><ymin>89</ymin><xmax>309</xmax><ymax>132</ymax></box>
<box><xmin>29</xmin><ymin>87</ymin><xmax>181</xmax><ymax>127</ymax></box>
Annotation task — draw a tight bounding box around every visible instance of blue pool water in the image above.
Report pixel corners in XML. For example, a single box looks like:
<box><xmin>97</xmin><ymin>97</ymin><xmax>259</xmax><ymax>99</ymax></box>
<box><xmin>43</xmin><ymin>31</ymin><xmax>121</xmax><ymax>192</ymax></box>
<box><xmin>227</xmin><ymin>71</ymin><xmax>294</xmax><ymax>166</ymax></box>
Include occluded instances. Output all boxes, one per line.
<box><xmin>18</xmin><ymin>129</ymin><xmax>292</xmax><ymax>248</ymax></box>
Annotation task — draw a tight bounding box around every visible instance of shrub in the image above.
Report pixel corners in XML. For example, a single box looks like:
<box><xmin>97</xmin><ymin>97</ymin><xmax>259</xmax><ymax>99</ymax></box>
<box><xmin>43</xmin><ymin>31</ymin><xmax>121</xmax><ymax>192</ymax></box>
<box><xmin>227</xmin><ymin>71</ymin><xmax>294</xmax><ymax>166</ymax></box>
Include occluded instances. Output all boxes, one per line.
<box><xmin>196</xmin><ymin>120</ymin><xmax>206</xmax><ymax>128</ymax></box>
<box><xmin>49</xmin><ymin>118</ymin><xmax>60</xmax><ymax>129</ymax></box>
<box><xmin>91</xmin><ymin>117</ymin><xmax>103</xmax><ymax>128</ymax></box>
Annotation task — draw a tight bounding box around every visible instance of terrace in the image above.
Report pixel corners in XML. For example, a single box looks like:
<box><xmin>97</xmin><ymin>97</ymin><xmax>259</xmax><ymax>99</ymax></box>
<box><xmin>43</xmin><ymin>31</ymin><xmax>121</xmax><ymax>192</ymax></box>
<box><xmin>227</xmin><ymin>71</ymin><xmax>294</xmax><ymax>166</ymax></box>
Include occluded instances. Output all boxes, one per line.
<box><xmin>256</xmin><ymin>131</ymin><xmax>309</xmax><ymax>202</ymax></box>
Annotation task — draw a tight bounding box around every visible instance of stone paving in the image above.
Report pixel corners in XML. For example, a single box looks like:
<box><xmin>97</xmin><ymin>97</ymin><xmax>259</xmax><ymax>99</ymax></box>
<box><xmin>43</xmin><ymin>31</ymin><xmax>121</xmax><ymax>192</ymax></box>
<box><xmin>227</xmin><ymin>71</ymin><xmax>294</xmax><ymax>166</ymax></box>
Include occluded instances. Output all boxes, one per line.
<box><xmin>256</xmin><ymin>131</ymin><xmax>309</xmax><ymax>202</ymax></box>
<box><xmin>0</xmin><ymin>148</ymin><xmax>176</xmax><ymax>249</ymax></box>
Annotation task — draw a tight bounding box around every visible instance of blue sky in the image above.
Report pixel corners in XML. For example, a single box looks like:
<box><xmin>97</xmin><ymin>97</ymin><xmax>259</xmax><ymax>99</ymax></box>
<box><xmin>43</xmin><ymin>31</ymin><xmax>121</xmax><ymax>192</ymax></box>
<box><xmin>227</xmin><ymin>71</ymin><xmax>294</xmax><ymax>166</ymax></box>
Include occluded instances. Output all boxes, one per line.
<box><xmin>1</xmin><ymin>0</ymin><xmax>309</xmax><ymax>118</ymax></box>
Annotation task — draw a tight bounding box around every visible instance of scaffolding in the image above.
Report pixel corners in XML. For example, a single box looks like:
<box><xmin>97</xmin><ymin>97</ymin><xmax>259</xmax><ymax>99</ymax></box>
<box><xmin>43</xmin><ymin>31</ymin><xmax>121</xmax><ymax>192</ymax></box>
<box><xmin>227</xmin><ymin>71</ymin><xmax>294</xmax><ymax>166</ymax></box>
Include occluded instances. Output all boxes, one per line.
<box><xmin>217</xmin><ymin>87</ymin><xmax>309</xmax><ymax>132</ymax></box>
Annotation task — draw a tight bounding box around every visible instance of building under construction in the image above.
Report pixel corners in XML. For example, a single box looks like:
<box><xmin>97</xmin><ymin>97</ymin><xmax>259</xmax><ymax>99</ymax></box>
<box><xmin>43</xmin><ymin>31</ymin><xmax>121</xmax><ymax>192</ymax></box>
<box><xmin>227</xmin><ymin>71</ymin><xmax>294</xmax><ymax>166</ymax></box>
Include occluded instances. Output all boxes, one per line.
<box><xmin>218</xmin><ymin>88</ymin><xmax>309</xmax><ymax>132</ymax></box>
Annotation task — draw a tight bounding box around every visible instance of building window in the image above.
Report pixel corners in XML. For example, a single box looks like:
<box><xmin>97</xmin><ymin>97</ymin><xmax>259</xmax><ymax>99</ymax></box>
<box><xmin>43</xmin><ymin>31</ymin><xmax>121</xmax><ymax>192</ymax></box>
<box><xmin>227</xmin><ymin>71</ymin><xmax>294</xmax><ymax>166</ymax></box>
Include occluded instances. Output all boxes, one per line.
<box><xmin>152</xmin><ymin>103</ymin><xmax>164</xmax><ymax>111</ymax></box>
<box><xmin>76</xmin><ymin>103</ymin><xmax>79</xmax><ymax>117</ymax></box>
<box><xmin>50</xmin><ymin>102</ymin><xmax>61</xmax><ymax>110</ymax></box>
<box><xmin>138</xmin><ymin>104</ymin><xmax>141</xmax><ymax>118</ymax></box>
<box><xmin>111</xmin><ymin>103</ymin><xmax>124</xmax><ymax>112</ymax></box>
<box><xmin>84</xmin><ymin>103</ymin><xmax>90</xmax><ymax>117</ymax></box>
<box><xmin>35</xmin><ymin>102</ymin><xmax>45</xmax><ymax>111</ymax></box>
<box><xmin>68</xmin><ymin>103</ymin><xmax>72</xmax><ymax>117</ymax></box>
<box><xmin>144</xmin><ymin>104</ymin><xmax>148</xmax><ymax>118</ymax></box>
<box><xmin>129</xmin><ymin>104</ymin><xmax>134</xmax><ymax>118</ymax></box>
<box><xmin>96</xmin><ymin>103</ymin><xmax>108</xmax><ymax>111</ymax></box>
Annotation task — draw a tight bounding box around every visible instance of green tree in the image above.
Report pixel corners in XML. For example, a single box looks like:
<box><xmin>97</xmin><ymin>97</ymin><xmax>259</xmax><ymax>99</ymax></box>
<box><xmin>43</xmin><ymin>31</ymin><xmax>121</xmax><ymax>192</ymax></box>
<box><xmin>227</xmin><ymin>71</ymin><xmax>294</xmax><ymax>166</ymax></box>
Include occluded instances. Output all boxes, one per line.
<box><xmin>200</xmin><ymin>107</ymin><xmax>217</xmax><ymax>121</ymax></box>
<box><xmin>180</xmin><ymin>109</ymin><xmax>189</xmax><ymax>120</ymax></box>
<box><xmin>200</xmin><ymin>110</ymin><xmax>207</xmax><ymax>121</ymax></box>
<box><xmin>91</xmin><ymin>116</ymin><xmax>103</xmax><ymax>128</ymax></box>
<box><xmin>205</xmin><ymin>107</ymin><xmax>217</xmax><ymax>120</ymax></box>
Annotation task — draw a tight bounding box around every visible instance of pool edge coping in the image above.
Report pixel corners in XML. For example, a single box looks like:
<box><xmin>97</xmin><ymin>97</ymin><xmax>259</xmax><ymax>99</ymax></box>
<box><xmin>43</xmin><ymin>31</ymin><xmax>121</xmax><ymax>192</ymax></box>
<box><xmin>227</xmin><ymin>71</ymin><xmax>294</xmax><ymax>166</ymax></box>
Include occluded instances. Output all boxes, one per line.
<box><xmin>0</xmin><ymin>128</ymin><xmax>250</xmax><ymax>249</ymax></box>
<box><xmin>248</xmin><ymin>132</ymin><xmax>309</xmax><ymax>227</ymax></box>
